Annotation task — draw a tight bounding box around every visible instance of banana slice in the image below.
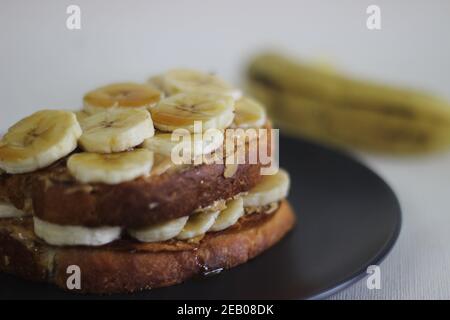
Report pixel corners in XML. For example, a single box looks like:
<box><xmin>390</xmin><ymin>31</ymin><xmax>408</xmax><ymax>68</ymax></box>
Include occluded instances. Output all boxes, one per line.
<box><xmin>158</xmin><ymin>69</ymin><xmax>241</xmax><ymax>99</ymax></box>
<box><xmin>33</xmin><ymin>217</ymin><xmax>121</xmax><ymax>246</ymax></box>
<box><xmin>151</xmin><ymin>93</ymin><xmax>235</xmax><ymax>132</ymax></box>
<box><xmin>128</xmin><ymin>216</ymin><xmax>188</xmax><ymax>243</ymax></box>
<box><xmin>148</xmin><ymin>75</ymin><xmax>168</xmax><ymax>95</ymax></box>
<box><xmin>233</xmin><ymin>97</ymin><xmax>267</xmax><ymax>128</ymax></box>
<box><xmin>83</xmin><ymin>82</ymin><xmax>162</xmax><ymax>113</ymax></box>
<box><xmin>150</xmin><ymin>153</ymin><xmax>176</xmax><ymax>176</ymax></box>
<box><xmin>0</xmin><ymin>202</ymin><xmax>27</xmax><ymax>218</ymax></box>
<box><xmin>74</xmin><ymin>109</ymin><xmax>91</xmax><ymax>122</ymax></box>
<box><xmin>142</xmin><ymin>131</ymin><xmax>224</xmax><ymax>158</ymax></box>
<box><xmin>176</xmin><ymin>210</ymin><xmax>220</xmax><ymax>240</ymax></box>
<box><xmin>67</xmin><ymin>149</ymin><xmax>154</xmax><ymax>184</ymax></box>
<box><xmin>0</xmin><ymin>110</ymin><xmax>82</xmax><ymax>174</ymax></box>
<box><xmin>243</xmin><ymin>169</ymin><xmax>290</xmax><ymax>207</ymax></box>
<box><xmin>79</xmin><ymin>109</ymin><xmax>154</xmax><ymax>153</ymax></box>
<box><xmin>210</xmin><ymin>198</ymin><xmax>244</xmax><ymax>232</ymax></box>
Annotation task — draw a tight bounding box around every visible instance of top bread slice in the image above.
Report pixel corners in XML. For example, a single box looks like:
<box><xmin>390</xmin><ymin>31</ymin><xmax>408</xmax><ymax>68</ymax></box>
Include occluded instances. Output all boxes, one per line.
<box><xmin>0</xmin><ymin>159</ymin><xmax>262</xmax><ymax>228</ymax></box>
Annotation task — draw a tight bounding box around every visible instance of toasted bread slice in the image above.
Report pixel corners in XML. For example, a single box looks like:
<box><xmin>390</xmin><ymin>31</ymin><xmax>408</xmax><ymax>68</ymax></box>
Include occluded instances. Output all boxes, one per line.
<box><xmin>0</xmin><ymin>160</ymin><xmax>262</xmax><ymax>228</ymax></box>
<box><xmin>0</xmin><ymin>200</ymin><xmax>295</xmax><ymax>294</ymax></box>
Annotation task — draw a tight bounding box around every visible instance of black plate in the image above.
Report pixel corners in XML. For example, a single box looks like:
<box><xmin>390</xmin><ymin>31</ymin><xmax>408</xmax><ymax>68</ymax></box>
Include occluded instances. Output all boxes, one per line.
<box><xmin>0</xmin><ymin>135</ymin><xmax>401</xmax><ymax>300</ymax></box>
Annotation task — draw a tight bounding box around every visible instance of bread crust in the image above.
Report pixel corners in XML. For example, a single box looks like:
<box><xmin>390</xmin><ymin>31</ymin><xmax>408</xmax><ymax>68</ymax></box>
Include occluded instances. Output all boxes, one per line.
<box><xmin>0</xmin><ymin>200</ymin><xmax>295</xmax><ymax>294</ymax></box>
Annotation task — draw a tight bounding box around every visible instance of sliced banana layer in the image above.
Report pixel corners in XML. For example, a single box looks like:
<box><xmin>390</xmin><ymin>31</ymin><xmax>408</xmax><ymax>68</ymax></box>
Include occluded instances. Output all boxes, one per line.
<box><xmin>33</xmin><ymin>217</ymin><xmax>121</xmax><ymax>246</ymax></box>
<box><xmin>142</xmin><ymin>131</ymin><xmax>223</xmax><ymax>158</ymax></box>
<box><xmin>243</xmin><ymin>169</ymin><xmax>290</xmax><ymax>207</ymax></box>
<box><xmin>32</xmin><ymin>194</ymin><xmax>283</xmax><ymax>246</ymax></box>
<box><xmin>154</xmin><ymin>69</ymin><xmax>241</xmax><ymax>100</ymax></box>
<box><xmin>0</xmin><ymin>110</ymin><xmax>82</xmax><ymax>174</ymax></box>
<box><xmin>233</xmin><ymin>97</ymin><xmax>267</xmax><ymax>129</ymax></box>
<box><xmin>83</xmin><ymin>82</ymin><xmax>162</xmax><ymax>113</ymax></box>
<box><xmin>128</xmin><ymin>216</ymin><xmax>189</xmax><ymax>243</ymax></box>
<box><xmin>0</xmin><ymin>202</ymin><xmax>27</xmax><ymax>218</ymax></box>
<box><xmin>151</xmin><ymin>93</ymin><xmax>235</xmax><ymax>132</ymax></box>
<box><xmin>79</xmin><ymin>109</ymin><xmax>154</xmax><ymax>153</ymax></box>
<box><xmin>67</xmin><ymin>149</ymin><xmax>154</xmax><ymax>184</ymax></box>
<box><xmin>176</xmin><ymin>210</ymin><xmax>220</xmax><ymax>240</ymax></box>
<box><xmin>210</xmin><ymin>198</ymin><xmax>244</xmax><ymax>232</ymax></box>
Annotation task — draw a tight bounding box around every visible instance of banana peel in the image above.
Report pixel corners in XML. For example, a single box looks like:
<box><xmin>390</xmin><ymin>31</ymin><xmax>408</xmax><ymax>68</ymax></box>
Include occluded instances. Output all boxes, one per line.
<box><xmin>247</xmin><ymin>53</ymin><xmax>450</xmax><ymax>154</ymax></box>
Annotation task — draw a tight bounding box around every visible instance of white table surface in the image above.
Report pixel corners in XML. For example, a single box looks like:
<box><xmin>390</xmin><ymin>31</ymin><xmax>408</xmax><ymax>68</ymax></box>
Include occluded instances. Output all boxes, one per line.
<box><xmin>1</xmin><ymin>0</ymin><xmax>450</xmax><ymax>299</ymax></box>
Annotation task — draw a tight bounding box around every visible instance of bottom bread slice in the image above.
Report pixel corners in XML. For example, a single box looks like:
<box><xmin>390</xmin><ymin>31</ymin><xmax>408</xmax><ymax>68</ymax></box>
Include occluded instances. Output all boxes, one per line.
<box><xmin>0</xmin><ymin>200</ymin><xmax>296</xmax><ymax>294</ymax></box>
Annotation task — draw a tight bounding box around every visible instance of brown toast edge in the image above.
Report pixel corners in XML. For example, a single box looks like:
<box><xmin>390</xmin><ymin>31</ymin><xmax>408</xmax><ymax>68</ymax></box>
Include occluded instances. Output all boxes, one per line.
<box><xmin>0</xmin><ymin>200</ymin><xmax>296</xmax><ymax>294</ymax></box>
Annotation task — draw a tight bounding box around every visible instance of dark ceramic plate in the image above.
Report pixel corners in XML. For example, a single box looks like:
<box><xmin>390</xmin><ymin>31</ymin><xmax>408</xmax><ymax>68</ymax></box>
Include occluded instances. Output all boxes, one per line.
<box><xmin>0</xmin><ymin>135</ymin><xmax>401</xmax><ymax>300</ymax></box>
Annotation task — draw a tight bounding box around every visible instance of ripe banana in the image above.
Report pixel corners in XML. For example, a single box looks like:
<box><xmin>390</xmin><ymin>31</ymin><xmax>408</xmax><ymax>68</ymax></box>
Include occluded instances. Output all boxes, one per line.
<box><xmin>210</xmin><ymin>197</ymin><xmax>244</xmax><ymax>232</ymax></box>
<box><xmin>83</xmin><ymin>82</ymin><xmax>162</xmax><ymax>113</ymax></box>
<box><xmin>142</xmin><ymin>131</ymin><xmax>224</xmax><ymax>158</ymax></box>
<box><xmin>247</xmin><ymin>53</ymin><xmax>450</xmax><ymax>154</ymax></box>
<box><xmin>243</xmin><ymin>169</ymin><xmax>290</xmax><ymax>207</ymax></box>
<box><xmin>33</xmin><ymin>217</ymin><xmax>121</xmax><ymax>246</ymax></box>
<box><xmin>0</xmin><ymin>202</ymin><xmax>27</xmax><ymax>218</ymax></box>
<box><xmin>150</xmin><ymin>92</ymin><xmax>235</xmax><ymax>132</ymax></box>
<box><xmin>0</xmin><ymin>110</ymin><xmax>82</xmax><ymax>174</ymax></box>
<box><xmin>79</xmin><ymin>109</ymin><xmax>154</xmax><ymax>153</ymax></box>
<box><xmin>67</xmin><ymin>149</ymin><xmax>154</xmax><ymax>184</ymax></box>
<box><xmin>128</xmin><ymin>216</ymin><xmax>189</xmax><ymax>243</ymax></box>
<box><xmin>233</xmin><ymin>97</ymin><xmax>267</xmax><ymax>128</ymax></box>
<box><xmin>152</xmin><ymin>69</ymin><xmax>241</xmax><ymax>100</ymax></box>
<box><xmin>176</xmin><ymin>210</ymin><xmax>220</xmax><ymax>240</ymax></box>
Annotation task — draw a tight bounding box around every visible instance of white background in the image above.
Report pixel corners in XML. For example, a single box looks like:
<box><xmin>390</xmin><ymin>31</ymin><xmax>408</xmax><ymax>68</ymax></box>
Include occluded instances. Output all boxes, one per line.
<box><xmin>1</xmin><ymin>0</ymin><xmax>450</xmax><ymax>299</ymax></box>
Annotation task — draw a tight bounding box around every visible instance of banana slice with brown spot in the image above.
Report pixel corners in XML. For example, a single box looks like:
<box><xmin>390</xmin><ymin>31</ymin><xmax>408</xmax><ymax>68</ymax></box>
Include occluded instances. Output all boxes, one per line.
<box><xmin>151</xmin><ymin>92</ymin><xmax>235</xmax><ymax>132</ymax></box>
<box><xmin>0</xmin><ymin>110</ymin><xmax>82</xmax><ymax>174</ymax></box>
<box><xmin>83</xmin><ymin>82</ymin><xmax>162</xmax><ymax>113</ymax></box>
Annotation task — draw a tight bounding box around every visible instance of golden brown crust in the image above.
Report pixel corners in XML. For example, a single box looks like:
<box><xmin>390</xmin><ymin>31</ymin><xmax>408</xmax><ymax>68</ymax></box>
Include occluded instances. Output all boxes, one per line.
<box><xmin>0</xmin><ymin>200</ymin><xmax>296</xmax><ymax>294</ymax></box>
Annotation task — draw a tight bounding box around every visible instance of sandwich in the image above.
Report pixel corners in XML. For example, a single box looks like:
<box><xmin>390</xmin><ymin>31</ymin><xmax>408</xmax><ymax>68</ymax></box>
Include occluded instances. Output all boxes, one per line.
<box><xmin>0</xmin><ymin>69</ymin><xmax>295</xmax><ymax>294</ymax></box>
